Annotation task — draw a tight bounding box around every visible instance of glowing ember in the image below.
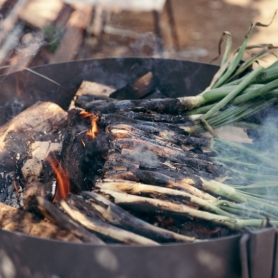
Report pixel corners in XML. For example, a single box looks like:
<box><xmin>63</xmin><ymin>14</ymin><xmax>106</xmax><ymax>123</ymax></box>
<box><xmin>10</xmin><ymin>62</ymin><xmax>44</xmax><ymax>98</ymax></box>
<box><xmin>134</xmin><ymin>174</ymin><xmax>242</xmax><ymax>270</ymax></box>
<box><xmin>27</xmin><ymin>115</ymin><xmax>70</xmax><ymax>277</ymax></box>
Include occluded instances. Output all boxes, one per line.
<box><xmin>80</xmin><ymin>110</ymin><xmax>99</xmax><ymax>139</ymax></box>
<box><xmin>48</xmin><ymin>153</ymin><xmax>71</xmax><ymax>201</ymax></box>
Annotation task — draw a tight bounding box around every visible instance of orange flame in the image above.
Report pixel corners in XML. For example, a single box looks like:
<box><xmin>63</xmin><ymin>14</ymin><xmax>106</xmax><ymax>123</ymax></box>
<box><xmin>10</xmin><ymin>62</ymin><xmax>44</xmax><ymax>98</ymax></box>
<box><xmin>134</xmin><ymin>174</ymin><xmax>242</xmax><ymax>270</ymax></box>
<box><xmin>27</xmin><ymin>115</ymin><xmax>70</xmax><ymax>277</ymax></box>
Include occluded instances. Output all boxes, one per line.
<box><xmin>80</xmin><ymin>111</ymin><xmax>99</xmax><ymax>139</ymax></box>
<box><xmin>48</xmin><ymin>154</ymin><xmax>71</xmax><ymax>201</ymax></box>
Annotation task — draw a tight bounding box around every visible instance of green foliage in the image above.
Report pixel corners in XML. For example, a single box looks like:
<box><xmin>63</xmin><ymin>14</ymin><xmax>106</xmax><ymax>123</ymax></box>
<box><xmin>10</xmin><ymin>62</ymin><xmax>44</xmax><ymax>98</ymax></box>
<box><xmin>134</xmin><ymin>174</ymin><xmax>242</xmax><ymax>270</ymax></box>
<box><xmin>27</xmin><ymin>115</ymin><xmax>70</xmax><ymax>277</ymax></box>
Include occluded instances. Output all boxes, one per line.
<box><xmin>43</xmin><ymin>24</ymin><xmax>64</xmax><ymax>53</ymax></box>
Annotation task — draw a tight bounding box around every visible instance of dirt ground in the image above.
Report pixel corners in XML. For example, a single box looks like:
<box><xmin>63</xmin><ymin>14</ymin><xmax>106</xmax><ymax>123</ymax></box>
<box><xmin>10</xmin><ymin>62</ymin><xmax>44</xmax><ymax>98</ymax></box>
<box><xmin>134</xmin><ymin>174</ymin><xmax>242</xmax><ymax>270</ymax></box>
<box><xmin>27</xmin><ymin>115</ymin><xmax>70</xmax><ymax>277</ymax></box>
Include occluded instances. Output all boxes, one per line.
<box><xmin>80</xmin><ymin>0</ymin><xmax>278</xmax><ymax>68</ymax></box>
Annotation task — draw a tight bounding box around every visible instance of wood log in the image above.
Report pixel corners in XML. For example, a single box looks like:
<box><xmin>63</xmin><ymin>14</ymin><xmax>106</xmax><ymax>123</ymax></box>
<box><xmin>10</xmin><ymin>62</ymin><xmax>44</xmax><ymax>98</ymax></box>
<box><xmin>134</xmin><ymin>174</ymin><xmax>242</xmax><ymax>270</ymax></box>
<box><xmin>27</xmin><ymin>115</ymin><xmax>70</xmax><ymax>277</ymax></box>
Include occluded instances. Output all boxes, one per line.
<box><xmin>60</xmin><ymin>108</ymin><xmax>112</xmax><ymax>192</ymax></box>
<box><xmin>75</xmin><ymin>94</ymin><xmax>113</xmax><ymax>109</ymax></box>
<box><xmin>0</xmin><ymin>23</ymin><xmax>23</xmax><ymax>66</ymax></box>
<box><xmin>0</xmin><ymin>101</ymin><xmax>67</xmax><ymax>204</ymax></box>
<box><xmin>0</xmin><ymin>201</ymin><xmax>82</xmax><ymax>242</ymax></box>
<box><xmin>21</xmin><ymin>141</ymin><xmax>61</xmax><ymax>203</ymax></box>
<box><xmin>5</xmin><ymin>32</ymin><xmax>44</xmax><ymax>75</ymax></box>
<box><xmin>69</xmin><ymin>81</ymin><xmax>115</xmax><ymax>110</ymax></box>
<box><xmin>20</xmin><ymin>0</ymin><xmax>64</xmax><ymax>29</ymax></box>
<box><xmin>30</xmin><ymin>196</ymin><xmax>104</xmax><ymax>244</ymax></box>
<box><xmin>0</xmin><ymin>0</ymin><xmax>28</xmax><ymax>46</ymax></box>
<box><xmin>81</xmin><ymin>191</ymin><xmax>196</xmax><ymax>243</ymax></box>
<box><xmin>49</xmin><ymin>4</ymin><xmax>93</xmax><ymax>63</ymax></box>
<box><xmin>60</xmin><ymin>199</ymin><xmax>159</xmax><ymax>245</ymax></box>
<box><xmin>109</xmin><ymin>71</ymin><xmax>157</xmax><ymax>100</ymax></box>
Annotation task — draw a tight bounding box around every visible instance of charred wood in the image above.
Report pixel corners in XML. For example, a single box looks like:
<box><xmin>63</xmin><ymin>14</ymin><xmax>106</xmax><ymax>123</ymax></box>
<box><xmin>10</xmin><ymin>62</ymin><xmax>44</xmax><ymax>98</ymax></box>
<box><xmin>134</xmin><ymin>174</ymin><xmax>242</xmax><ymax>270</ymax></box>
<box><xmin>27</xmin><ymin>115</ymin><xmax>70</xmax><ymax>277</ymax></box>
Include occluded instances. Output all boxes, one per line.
<box><xmin>21</xmin><ymin>141</ymin><xmax>61</xmax><ymax>204</ymax></box>
<box><xmin>60</xmin><ymin>108</ymin><xmax>112</xmax><ymax>192</ymax></box>
<box><xmin>109</xmin><ymin>71</ymin><xmax>157</xmax><ymax>100</ymax></box>
<box><xmin>0</xmin><ymin>101</ymin><xmax>67</xmax><ymax>205</ymax></box>
<box><xmin>75</xmin><ymin>95</ymin><xmax>113</xmax><ymax>110</ymax></box>
<box><xmin>0</xmin><ymin>101</ymin><xmax>66</xmax><ymax>172</ymax></box>
<box><xmin>69</xmin><ymin>81</ymin><xmax>115</xmax><ymax>109</ymax></box>
<box><xmin>158</xmin><ymin>130</ymin><xmax>210</xmax><ymax>148</ymax></box>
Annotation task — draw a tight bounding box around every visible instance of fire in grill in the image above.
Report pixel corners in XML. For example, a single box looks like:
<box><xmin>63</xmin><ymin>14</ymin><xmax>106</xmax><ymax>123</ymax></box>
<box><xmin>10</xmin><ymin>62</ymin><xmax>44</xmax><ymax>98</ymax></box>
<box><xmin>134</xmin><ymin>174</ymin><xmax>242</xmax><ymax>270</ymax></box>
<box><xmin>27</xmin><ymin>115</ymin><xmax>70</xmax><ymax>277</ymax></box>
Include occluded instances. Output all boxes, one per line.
<box><xmin>2</xmin><ymin>31</ymin><xmax>278</xmax><ymax>247</ymax></box>
<box><xmin>1</xmin><ymin>56</ymin><xmax>278</xmax><ymax>278</ymax></box>
<box><xmin>0</xmin><ymin>75</ymin><xmax>235</xmax><ymax>244</ymax></box>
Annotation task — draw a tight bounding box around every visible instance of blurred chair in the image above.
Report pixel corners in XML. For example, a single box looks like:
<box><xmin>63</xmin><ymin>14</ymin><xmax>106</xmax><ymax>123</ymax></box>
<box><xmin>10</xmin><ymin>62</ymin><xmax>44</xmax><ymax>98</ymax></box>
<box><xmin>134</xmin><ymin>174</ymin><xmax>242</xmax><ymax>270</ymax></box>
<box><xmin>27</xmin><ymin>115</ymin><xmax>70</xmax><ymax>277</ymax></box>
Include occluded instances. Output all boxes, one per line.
<box><xmin>63</xmin><ymin>0</ymin><xmax>180</xmax><ymax>54</ymax></box>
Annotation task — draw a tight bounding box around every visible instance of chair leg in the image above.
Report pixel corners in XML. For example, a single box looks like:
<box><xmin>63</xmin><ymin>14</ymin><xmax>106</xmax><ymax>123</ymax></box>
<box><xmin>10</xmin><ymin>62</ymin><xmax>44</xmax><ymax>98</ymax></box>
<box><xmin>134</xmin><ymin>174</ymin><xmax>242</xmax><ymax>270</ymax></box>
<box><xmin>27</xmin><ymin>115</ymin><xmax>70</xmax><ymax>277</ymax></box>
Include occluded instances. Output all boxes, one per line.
<box><xmin>165</xmin><ymin>0</ymin><xmax>180</xmax><ymax>51</ymax></box>
<box><xmin>152</xmin><ymin>10</ymin><xmax>164</xmax><ymax>55</ymax></box>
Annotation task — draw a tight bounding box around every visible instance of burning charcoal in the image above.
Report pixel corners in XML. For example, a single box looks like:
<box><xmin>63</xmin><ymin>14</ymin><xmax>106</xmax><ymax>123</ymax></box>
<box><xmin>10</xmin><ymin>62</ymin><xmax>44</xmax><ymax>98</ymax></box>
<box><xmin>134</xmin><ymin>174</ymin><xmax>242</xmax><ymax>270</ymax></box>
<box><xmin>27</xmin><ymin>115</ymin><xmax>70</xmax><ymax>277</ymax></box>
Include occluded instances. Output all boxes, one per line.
<box><xmin>60</xmin><ymin>198</ymin><xmax>159</xmax><ymax>245</ymax></box>
<box><xmin>29</xmin><ymin>196</ymin><xmax>104</xmax><ymax>244</ymax></box>
<box><xmin>0</xmin><ymin>201</ymin><xmax>81</xmax><ymax>242</ymax></box>
<box><xmin>78</xmin><ymin>191</ymin><xmax>195</xmax><ymax>243</ymax></box>
<box><xmin>109</xmin><ymin>71</ymin><xmax>157</xmax><ymax>100</ymax></box>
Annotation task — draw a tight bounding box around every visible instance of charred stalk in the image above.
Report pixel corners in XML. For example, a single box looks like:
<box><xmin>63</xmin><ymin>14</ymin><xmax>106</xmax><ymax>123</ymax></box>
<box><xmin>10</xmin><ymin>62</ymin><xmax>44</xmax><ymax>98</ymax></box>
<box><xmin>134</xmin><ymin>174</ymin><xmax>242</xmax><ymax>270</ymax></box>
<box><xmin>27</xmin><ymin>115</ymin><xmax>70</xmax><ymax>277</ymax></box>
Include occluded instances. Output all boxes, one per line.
<box><xmin>30</xmin><ymin>196</ymin><xmax>105</xmax><ymax>244</ymax></box>
<box><xmin>77</xmin><ymin>192</ymin><xmax>196</xmax><ymax>243</ymax></box>
<box><xmin>97</xmin><ymin>189</ymin><xmax>278</xmax><ymax>230</ymax></box>
<box><xmin>60</xmin><ymin>199</ymin><xmax>159</xmax><ymax>245</ymax></box>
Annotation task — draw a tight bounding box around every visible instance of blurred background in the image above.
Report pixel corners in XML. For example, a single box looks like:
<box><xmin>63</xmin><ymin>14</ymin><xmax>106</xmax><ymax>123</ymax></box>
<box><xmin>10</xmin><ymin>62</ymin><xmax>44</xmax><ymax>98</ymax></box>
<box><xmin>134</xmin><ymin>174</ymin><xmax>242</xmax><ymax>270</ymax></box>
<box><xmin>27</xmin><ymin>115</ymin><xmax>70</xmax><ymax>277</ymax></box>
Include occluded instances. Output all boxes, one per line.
<box><xmin>0</xmin><ymin>0</ymin><xmax>277</xmax><ymax>75</ymax></box>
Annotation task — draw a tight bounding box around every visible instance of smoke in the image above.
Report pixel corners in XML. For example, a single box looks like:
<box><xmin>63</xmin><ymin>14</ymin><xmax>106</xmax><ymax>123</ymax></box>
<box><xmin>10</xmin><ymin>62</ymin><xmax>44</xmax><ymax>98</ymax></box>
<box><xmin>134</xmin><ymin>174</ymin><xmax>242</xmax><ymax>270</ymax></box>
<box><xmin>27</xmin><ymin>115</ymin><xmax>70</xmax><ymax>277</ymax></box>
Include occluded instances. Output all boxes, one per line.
<box><xmin>129</xmin><ymin>32</ymin><xmax>163</xmax><ymax>57</ymax></box>
<box><xmin>250</xmin><ymin>111</ymin><xmax>278</xmax><ymax>152</ymax></box>
<box><xmin>124</xmin><ymin>145</ymin><xmax>160</xmax><ymax>168</ymax></box>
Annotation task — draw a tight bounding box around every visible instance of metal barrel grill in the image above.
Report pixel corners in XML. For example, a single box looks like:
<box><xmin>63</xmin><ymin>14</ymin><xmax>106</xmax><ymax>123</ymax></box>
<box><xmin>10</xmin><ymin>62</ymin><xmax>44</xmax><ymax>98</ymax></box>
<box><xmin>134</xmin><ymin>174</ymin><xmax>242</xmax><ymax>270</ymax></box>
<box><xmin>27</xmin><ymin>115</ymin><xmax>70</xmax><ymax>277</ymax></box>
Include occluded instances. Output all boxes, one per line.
<box><xmin>0</xmin><ymin>58</ymin><xmax>277</xmax><ymax>278</ymax></box>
